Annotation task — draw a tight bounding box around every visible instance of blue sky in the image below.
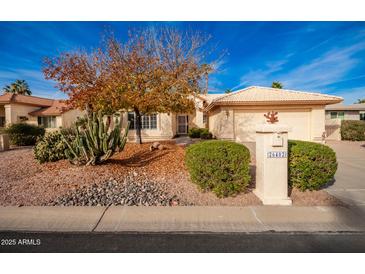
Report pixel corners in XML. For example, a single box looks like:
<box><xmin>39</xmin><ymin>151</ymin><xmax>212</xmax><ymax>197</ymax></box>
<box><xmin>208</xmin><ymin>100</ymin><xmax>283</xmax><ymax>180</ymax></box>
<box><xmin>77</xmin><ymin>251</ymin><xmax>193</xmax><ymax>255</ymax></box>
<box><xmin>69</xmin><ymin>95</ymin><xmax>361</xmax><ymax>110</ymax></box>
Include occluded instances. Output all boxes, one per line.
<box><xmin>0</xmin><ymin>21</ymin><xmax>364</xmax><ymax>104</ymax></box>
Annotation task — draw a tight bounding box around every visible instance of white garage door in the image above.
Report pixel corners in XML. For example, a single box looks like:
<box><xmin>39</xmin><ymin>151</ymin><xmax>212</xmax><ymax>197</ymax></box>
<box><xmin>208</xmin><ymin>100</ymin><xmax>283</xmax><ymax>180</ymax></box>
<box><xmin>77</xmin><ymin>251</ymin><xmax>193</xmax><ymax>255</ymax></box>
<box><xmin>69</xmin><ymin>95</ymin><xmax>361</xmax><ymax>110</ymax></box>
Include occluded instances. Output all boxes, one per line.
<box><xmin>234</xmin><ymin>109</ymin><xmax>311</xmax><ymax>142</ymax></box>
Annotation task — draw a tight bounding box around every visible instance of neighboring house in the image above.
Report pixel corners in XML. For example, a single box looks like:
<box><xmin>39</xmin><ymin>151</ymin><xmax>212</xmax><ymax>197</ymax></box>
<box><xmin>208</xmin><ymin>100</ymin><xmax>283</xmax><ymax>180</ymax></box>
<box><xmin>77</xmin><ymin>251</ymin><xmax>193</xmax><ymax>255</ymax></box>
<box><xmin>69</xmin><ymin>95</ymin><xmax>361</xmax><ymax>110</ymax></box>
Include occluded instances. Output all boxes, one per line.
<box><xmin>0</xmin><ymin>93</ymin><xmax>83</xmax><ymax>130</ymax></box>
<box><xmin>324</xmin><ymin>103</ymin><xmax>365</xmax><ymax>140</ymax></box>
<box><xmin>325</xmin><ymin>103</ymin><xmax>365</xmax><ymax>121</ymax></box>
<box><xmin>120</xmin><ymin>86</ymin><xmax>342</xmax><ymax>142</ymax></box>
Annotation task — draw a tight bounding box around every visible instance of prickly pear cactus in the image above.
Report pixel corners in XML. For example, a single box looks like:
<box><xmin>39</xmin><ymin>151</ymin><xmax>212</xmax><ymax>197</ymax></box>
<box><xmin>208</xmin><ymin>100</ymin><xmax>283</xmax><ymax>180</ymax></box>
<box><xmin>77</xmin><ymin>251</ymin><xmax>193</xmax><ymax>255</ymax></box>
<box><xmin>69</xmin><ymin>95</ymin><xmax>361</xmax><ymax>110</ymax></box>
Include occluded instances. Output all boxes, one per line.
<box><xmin>61</xmin><ymin>111</ymin><xmax>129</xmax><ymax>165</ymax></box>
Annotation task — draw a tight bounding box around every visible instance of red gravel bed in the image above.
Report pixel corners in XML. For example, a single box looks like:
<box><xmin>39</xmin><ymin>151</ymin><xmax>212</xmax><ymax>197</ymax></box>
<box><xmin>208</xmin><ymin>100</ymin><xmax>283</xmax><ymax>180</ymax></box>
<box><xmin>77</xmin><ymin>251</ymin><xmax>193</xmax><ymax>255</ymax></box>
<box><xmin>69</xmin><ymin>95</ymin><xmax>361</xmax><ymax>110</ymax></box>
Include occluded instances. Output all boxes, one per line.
<box><xmin>0</xmin><ymin>142</ymin><xmax>343</xmax><ymax>206</ymax></box>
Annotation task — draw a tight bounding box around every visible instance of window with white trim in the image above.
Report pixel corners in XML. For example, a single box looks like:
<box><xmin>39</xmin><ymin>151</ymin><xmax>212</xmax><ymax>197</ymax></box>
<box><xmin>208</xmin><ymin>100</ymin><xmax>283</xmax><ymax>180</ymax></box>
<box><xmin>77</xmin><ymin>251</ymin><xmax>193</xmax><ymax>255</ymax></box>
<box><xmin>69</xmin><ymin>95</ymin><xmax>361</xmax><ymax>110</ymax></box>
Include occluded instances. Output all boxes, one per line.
<box><xmin>38</xmin><ymin>116</ymin><xmax>56</xmax><ymax>128</ymax></box>
<box><xmin>127</xmin><ymin>112</ymin><xmax>157</xmax><ymax>129</ymax></box>
<box><xmin>330</xmin><ymin>111</ymin><xmax>344</xmax><ymax>120</ymax></box>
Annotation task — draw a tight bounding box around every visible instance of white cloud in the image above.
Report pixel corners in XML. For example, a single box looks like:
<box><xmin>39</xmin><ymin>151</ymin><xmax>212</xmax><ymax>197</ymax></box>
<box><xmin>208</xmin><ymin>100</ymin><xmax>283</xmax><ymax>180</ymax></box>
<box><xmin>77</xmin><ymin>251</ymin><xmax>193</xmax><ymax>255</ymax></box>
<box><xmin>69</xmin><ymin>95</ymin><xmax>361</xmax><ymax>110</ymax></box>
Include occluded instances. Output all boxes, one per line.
<box><xmin>330</xmin><ymin>86</ymin><xmax>365</xmax><ymax>104</ymax></box>
<box><xmin>235</xmin><ymin>40</ymin><xmax>365</xmax><ymax>94</ymax></box>
<box><xmin>282</xmin><ymin>41</ymin><xmax>365</xmax><ymax>91</ymax></box>
<box><xmin>232</xmin><ymin>59</ymin><xmax>288</xmax><ymax>90</ymax></box>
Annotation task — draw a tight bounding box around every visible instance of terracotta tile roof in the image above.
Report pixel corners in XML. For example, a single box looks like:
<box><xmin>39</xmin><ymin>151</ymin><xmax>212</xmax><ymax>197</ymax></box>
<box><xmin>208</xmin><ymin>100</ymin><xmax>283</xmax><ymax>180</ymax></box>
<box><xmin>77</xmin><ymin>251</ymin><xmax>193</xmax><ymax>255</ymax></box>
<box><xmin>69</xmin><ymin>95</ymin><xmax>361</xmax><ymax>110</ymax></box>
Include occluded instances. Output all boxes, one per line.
<box><xmin>0</xmin><ymin>92</ymin><xmax>14</xmax><ymax>103</ymax></box>
<box><xmin>203</xmin><ymin>93</ymin><xmax>226</xmax><ymax>103</ymax></box>
<box><xmin>325</xmin><ymin>103</ymin><xmax>365</xmax><ymax>111</ymax></box>
<box><xmin>0</xmin><ymin>92</ymin><xmax>73</xmax><ymax>116</ymax></box>
<box><xmin>28</xmin><ymin>100</ymin><xmax>70</xmax><ymax>116</ymax></box>
<box><xmin>204</xmin><ymin>86</ymin><xmax>343</xmax><ymax>111</ymax></box>
<box><xmin>0</xmin><ymin>93</ymin><xmax>54</xmax><ymax>107</ymax></box>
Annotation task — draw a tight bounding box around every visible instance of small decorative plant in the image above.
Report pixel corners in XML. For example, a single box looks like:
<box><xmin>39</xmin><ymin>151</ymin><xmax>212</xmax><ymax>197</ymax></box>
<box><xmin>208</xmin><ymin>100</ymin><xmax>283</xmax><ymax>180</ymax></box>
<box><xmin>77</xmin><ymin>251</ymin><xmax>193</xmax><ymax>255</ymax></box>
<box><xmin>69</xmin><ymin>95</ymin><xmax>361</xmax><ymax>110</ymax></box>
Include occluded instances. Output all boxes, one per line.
<box><xmin>33</xmin><ymin>131</ymin><xmax>68</xmax><ymax>163</ymax></box>
<box><xmin>61</xmin><ymin>111</ymin><xmax>129</xmax><ymax>165</ymax></box>
<box><xmin>188</xmin><ymin>127</ymin><xmax>213</xmax><ymax>139</ymax></box>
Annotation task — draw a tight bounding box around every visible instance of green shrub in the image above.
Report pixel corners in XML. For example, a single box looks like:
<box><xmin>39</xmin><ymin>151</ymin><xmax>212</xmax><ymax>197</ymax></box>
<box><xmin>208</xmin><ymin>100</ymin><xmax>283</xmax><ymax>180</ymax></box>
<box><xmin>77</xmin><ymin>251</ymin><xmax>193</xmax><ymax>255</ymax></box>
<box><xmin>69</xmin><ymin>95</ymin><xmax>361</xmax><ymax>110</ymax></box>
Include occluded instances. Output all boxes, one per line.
<box><xmin>288</xmin><ymin>140</ymin><xmax>337</xmax><ymax>191</ymax></box>
<box><xmin>188</xmin><ymin>127</ymin><xmax>202</xmax><ymax>138</ymax></box>
<box><xmin>341</xmin><ymin>120</ymin><xmax>365</xmax><ymax>141</ymax></box>
<box><xmin>185</xmin><ymin>140</ymin><xmax>251</xmax><ymax>197</ymax></box>
<box><xmin>33</xmin><ymin>131</ymin><xmax>68</xmax><ymax>163</ymax></box>
<box><xmin>200</xmin><ymin>128</ymin><xmax>213</xmax><ymax>139</ymax></box>
<box><xmin>188</xmin><ymin>127</ymin><xmax>212</xmax><ymax>139</ymax></box>
<box><xmin>5</xmin><ymin>123</ymin><xmax>45</xmax><ymax>146</ymax></box>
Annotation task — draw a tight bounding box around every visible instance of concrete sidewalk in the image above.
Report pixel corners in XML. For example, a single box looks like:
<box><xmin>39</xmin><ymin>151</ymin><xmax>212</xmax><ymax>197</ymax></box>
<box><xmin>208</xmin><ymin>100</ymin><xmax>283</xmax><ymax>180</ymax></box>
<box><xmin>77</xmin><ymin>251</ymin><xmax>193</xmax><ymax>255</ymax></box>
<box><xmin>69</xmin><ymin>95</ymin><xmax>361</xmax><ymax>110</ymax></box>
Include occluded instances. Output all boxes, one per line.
<box><xmin>326</xmin><ymin>141</ymin><xmax>365</xmax><ymax>214</ymax></box>
<box><xmin>0</xmin><ymin>206</ymin><xmax>364</xmax><ymax>233</ymax></box>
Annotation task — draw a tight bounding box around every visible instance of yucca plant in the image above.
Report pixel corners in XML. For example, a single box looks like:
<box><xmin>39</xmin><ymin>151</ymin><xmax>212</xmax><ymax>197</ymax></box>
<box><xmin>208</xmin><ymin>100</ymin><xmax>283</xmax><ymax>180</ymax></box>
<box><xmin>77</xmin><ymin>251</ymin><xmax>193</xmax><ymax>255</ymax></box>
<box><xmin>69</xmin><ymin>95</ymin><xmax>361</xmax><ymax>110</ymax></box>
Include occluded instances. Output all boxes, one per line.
<box><xmin>61</xmin><ymin>111</ymin><xmax>129</xmax><ymax>165</ymax></box>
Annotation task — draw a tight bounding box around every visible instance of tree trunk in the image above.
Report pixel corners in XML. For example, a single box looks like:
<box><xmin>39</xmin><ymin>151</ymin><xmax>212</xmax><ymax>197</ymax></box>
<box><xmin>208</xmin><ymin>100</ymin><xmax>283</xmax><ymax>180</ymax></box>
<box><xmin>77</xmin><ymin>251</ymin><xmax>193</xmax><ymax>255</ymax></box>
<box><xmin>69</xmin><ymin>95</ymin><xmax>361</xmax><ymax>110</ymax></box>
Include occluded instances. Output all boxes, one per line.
<box><xmin>134</xmin><ymin>107</ymin><xmax>142</xmax><ymax>144</ymax></box>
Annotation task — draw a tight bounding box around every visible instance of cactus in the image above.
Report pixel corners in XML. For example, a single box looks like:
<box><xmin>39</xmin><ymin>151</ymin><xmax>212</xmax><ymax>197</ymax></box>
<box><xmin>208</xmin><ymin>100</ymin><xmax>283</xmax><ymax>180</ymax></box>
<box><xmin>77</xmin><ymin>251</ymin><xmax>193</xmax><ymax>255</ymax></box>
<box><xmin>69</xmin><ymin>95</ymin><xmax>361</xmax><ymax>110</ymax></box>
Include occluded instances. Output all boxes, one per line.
<box><xmin>61</xmin><ymin>111</ymin><xmax>129</xmax><ymax>165</ymax></box>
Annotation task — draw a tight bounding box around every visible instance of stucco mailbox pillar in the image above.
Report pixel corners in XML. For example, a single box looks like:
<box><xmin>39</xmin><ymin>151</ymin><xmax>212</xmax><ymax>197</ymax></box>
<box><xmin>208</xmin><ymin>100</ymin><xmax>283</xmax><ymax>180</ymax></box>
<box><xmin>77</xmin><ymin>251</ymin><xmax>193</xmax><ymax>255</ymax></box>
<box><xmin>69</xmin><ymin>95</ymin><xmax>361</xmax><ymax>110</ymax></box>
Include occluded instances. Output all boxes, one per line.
<box><xmin>0</xmin><ymin>134</ymin><xmax>10</xmax><ymax>151</ymax></box>
<box><xmin>254</xmin><ymin>123</ymin><xmax>292</xmax><ymax>205</ymax></box>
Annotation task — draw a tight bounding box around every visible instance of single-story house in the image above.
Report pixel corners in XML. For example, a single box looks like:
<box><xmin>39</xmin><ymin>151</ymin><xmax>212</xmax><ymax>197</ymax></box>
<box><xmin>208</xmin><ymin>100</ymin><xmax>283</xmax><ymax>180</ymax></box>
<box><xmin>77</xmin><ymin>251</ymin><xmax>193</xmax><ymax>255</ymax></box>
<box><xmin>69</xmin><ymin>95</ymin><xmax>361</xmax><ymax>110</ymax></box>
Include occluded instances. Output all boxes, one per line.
<box><xmin>325</xmin><ymin>103</ymin><xmax>365</xmax><ymax>121</ymax></box>
<box><xmin>324</xmin><ymin>103</ymin><xmax>365</xmax><ymax>140</ymax></box>
<box><xmin>1</xmin><ymin>86</ymin><xmax>343</xmax><ymax>143</ymax></box>
<box><xmin>0</xmin><ymin>93</ymin><xmax>83</xmax><ymax>130</ymax></box>
<box><xmin>120</xmin><ymin>86</ymin><xmax>343</xmax><ymax>143</ymax></box>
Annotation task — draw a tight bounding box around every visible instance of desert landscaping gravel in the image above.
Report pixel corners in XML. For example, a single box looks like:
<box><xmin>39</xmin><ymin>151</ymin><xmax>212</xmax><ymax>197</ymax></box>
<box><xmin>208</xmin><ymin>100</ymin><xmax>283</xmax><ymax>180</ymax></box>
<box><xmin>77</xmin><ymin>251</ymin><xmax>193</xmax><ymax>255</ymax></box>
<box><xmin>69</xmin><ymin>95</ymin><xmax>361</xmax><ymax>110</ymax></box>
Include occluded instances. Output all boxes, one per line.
<box><xmin>0</xmin><ymin>142</ymin><xmax>343</xmax><ymax>206</ymax></box>
<box><xmin>48</xmin><ymin>173</ymin><xmax>180</xmax><ymax>206</ymax></box>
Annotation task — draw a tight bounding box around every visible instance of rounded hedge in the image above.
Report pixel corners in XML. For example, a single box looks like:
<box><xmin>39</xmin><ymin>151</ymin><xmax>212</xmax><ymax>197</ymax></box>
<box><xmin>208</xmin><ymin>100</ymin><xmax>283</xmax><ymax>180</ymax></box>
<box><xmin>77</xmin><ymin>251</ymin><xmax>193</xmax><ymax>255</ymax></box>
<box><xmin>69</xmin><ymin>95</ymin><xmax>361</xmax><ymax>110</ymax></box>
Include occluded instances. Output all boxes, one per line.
<box><xmin>33</xmin><ymin>131</ymin><xmax>68</xmax><ymax>163</ymax></box>
<box><xmin>288</xmin><ymin>140</ymin><xmax>337</xmax><ymax>191</ymax></box>
<box><xmin>185</xmin><ymin>140</ymin><xmax>251</xmax><ymax>197</ymax></box>
<box><xmin>341</xmin><ymin>120</ymin><xmax>365</xmax><ymax>141</ymax></box>
<box><xmin>5</xmin><ymin>123</ymin><xmax>45</xmax><ymax>146</ymax></box>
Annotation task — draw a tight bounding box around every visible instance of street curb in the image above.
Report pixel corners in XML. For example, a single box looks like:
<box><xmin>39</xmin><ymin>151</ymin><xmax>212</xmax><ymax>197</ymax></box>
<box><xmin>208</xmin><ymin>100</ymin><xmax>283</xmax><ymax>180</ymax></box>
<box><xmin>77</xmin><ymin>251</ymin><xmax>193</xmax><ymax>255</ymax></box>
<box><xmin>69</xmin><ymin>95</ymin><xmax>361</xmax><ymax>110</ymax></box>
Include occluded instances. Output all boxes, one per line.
<box><xmin>0</xmin><ymin>206</ymin><xmax>364</xmax><ymax>233</ymax></box>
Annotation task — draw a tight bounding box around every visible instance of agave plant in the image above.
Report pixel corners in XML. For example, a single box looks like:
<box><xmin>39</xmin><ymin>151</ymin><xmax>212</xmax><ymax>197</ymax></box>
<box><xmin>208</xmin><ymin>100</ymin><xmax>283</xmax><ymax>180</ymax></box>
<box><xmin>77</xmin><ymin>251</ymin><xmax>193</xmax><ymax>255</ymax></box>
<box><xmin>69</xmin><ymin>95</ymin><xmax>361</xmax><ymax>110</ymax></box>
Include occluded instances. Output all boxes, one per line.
<box><xmin>61</xmin><ymin>111</ymin><xmax>129</xmax><ymax>165</ymax></box>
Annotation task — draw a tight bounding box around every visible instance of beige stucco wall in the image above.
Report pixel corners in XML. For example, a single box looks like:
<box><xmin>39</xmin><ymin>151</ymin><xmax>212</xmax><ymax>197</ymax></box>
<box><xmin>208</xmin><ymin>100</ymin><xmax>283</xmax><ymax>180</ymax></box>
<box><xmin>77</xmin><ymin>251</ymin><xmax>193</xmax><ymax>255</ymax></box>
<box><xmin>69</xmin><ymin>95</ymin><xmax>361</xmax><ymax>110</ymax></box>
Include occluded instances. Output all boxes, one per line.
<box><xmin>193</xmin><ymin>109</ymin><xmax>205</xmax><ymax>128</ymax></box>
<box><xmin>310</xmin><ymin>107</ymin><xmax>326</xmax><ymax>141</ymax></box>
<box><xmin>344</xmin><ymin>110</ymin><xmax>359</xmax><ymax>120</ymax></box>
<box><xmin>209</xmin><ymin>107</ymin><xmax>235</xmax><ymax>140</ymax></box>
<box><xmin>4</xmin><ymin>103</ymin><xmax>39</xmax><ymax>126</ymax></box>
<box><xmin>61</xmin><ymin>109</ymin><xmax>85</xmax><ymax>128</ymax></box>
<box><xmin>209</xmin><ymin>105</ymin><xmax>326</xmax><ymax>142</ymax></box>
<box><xmin>325</xmin><ymin>119</ymin><xmax>341</xmax><ymax>140</ymax></box>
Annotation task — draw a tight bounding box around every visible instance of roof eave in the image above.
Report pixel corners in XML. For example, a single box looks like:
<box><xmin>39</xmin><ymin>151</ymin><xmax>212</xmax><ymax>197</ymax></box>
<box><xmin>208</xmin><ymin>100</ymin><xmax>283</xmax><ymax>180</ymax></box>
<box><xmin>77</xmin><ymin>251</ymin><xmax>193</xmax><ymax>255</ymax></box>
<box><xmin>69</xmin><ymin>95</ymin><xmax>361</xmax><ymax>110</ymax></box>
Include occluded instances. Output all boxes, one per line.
<box><xmin>204</xmin><ymin>99</ymin><xmax>343</xmax><ymax>112</ymax></box>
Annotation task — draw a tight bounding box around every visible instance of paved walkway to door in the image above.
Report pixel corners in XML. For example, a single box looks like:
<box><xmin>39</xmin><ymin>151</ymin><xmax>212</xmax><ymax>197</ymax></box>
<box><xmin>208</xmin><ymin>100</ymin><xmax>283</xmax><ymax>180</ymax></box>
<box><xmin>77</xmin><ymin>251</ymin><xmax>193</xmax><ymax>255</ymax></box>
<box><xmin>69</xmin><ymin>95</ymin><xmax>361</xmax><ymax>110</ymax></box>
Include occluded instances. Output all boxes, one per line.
<box><xmin>326</xmin><ymin>141</ymin><xmax>365</xmax><ymax>214</ymax></box>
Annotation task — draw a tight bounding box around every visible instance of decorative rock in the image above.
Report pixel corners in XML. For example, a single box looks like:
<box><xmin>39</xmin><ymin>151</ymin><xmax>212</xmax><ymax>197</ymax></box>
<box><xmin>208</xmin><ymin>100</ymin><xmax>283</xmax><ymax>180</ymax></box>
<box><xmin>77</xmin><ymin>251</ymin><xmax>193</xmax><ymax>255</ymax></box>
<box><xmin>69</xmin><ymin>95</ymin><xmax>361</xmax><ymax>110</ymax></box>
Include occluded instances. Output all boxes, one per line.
<box><xmin>47</xmin><ymin>172</ymin><xmax>180</xmax><ymax>206</ymax></box>
<box><xmin>158</xmin><ymin>145</ymin><xmax>167</xmax><ymax>150</ymax></box>
<box><xmin>150</xmin><ymin>142</ymin><xmax>161</xmax><ymax>151</ymax></box>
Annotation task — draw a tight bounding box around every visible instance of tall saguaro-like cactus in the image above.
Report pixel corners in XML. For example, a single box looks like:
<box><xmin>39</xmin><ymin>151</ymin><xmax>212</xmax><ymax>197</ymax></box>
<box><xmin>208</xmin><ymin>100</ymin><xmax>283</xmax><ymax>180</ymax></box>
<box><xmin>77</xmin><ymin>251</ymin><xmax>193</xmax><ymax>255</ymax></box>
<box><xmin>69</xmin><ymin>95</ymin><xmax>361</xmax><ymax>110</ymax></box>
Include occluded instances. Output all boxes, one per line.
<box><xmin>62</xmin><ymin>111</ymin><xmax>129</xmax><ymax>165</ymax></box>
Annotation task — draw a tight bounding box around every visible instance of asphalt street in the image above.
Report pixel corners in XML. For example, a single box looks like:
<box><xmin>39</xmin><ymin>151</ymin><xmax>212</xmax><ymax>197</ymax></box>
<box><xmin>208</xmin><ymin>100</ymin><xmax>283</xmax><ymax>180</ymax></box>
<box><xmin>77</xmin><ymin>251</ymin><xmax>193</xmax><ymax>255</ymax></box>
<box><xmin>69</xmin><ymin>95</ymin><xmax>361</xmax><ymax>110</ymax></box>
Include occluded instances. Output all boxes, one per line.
<box><xmin>1</xmin><ymin>231</ymin><xmax>364</xmax><ymax>252</ymax></box>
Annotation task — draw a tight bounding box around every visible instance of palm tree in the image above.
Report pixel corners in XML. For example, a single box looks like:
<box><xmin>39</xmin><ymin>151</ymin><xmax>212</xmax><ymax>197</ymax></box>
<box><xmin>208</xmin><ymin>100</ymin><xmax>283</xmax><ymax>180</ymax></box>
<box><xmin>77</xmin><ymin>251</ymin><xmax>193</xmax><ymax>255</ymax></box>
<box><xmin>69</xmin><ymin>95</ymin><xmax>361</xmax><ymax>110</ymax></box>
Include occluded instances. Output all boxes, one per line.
<box><xmin>271</xmin><ymin>81</ymin><xmax>283</xmax><ymax>89</ymax></box>
<box><xmin>2</xmin><ymin>80</ymin><xmax>32</xmax><ymax>95</ymax></box>
<box><xmin>225</xmin><ymin>89</ymin><xmax>232</xmax><ymax>94</ymax></box>
<box><xmin>356</xmin><ymin>98</ymin><xmax>365</xmax><ymax>104</ymax></box>
<box><xmin>201</xmin><ymin>64</ymin><xmax>213</xmax><ymax>95</ymax></box>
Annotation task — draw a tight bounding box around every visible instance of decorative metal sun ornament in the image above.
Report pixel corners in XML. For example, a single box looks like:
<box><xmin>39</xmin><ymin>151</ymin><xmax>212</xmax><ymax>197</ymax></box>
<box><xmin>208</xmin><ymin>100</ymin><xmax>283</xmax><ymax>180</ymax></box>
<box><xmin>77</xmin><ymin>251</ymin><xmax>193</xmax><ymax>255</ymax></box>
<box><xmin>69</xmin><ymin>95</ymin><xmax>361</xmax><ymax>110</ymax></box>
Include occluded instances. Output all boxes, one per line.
<box><xmin>264</xmin><ymin>111</ymin><xmax>279</xmax><ymax>124</ymax></box>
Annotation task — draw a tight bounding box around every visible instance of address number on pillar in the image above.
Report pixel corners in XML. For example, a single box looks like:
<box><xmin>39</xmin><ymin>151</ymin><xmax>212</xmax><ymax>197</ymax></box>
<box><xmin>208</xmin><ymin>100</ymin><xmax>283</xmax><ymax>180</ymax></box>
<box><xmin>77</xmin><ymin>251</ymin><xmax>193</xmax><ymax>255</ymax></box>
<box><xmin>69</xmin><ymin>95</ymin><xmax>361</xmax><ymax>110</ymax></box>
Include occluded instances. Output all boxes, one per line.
<box><xmin>267</xmin><ymin>151</ymin><xmax>287</xmax><ymax>158</ymax></box>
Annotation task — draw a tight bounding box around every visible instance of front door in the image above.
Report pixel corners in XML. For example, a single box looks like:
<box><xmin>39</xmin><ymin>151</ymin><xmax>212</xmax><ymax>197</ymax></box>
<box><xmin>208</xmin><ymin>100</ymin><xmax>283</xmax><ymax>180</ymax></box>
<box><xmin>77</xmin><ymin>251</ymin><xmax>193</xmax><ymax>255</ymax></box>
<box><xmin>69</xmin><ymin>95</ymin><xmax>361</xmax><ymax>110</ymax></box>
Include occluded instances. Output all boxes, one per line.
<box><xmin>177</xmin><ymin>115</ymin><xmax>188</xmax><ymax>134</ymax></box>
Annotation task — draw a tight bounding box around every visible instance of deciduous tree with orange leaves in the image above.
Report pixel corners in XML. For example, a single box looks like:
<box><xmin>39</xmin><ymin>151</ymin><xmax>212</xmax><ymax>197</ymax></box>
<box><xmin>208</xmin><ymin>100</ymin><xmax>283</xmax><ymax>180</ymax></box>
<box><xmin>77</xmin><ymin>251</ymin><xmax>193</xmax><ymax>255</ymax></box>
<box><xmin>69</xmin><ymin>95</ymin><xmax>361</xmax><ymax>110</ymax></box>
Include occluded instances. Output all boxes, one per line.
<box><xmin>44</xmin><ymin>28</ymin><xmax>218</xmax><ymax>143</ymax></box>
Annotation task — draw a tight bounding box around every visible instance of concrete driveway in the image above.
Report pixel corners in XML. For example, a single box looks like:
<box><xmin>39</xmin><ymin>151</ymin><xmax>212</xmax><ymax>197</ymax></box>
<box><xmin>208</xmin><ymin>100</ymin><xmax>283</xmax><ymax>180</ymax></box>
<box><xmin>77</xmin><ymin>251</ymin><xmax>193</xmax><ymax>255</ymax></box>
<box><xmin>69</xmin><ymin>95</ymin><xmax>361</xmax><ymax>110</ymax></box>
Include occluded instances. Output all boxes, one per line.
<box><xmin>326</xmin><ymin>141</ymin><xmax>365</xmax><ymax>213</ymax></box>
